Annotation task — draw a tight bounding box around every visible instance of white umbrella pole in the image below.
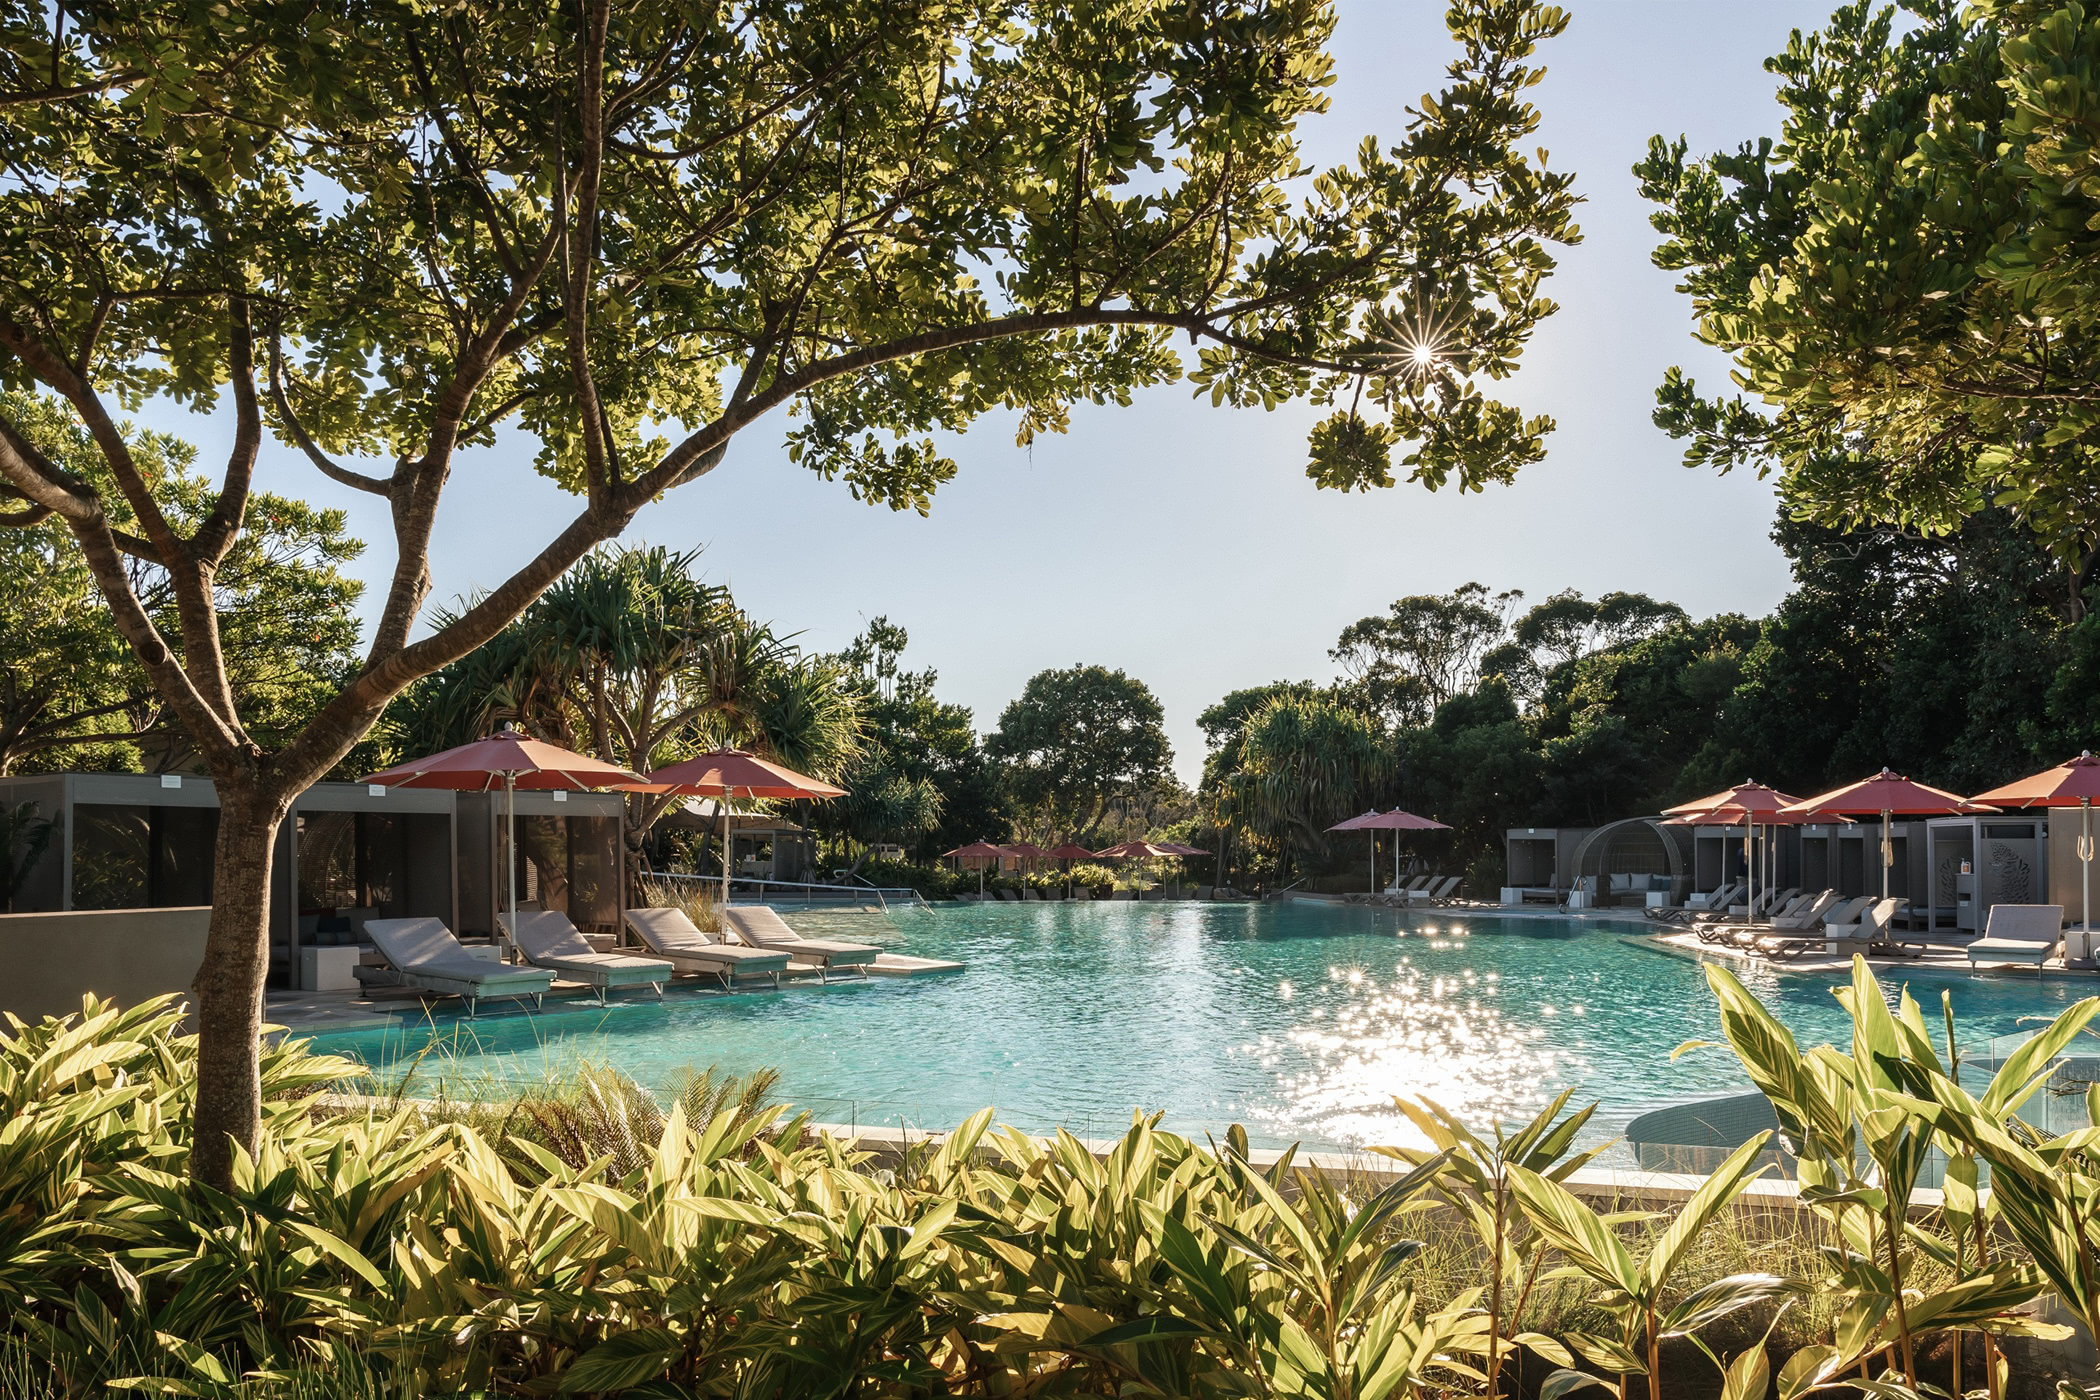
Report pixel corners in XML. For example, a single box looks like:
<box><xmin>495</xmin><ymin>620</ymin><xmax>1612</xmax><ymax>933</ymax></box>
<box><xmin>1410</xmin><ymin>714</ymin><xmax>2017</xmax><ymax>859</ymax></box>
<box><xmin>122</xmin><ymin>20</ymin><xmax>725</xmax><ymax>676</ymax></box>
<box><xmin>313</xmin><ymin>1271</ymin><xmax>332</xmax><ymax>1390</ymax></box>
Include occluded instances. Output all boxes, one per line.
<box><xmin>1744</xmin><ymin>816</ymin><xmax>1754</xmax><ymax>923</ymax></box>
<box><xmin>1369</xmin><ymin>833</ymin><xmax>1376</xmax><ymax>894</ymax></box>
<box><xmin>1889</xmin><ymin>805</ymin><xmax>1906</xmax><ymax>902</ymax></box>
<box><xmin>2083</xmin><ymin>798</ymin><xmax>2093</xmax><ymax>938</ymax></box>
<box><xmin>720</xmin><ymin>799</ymin><xmax>733</xmax><ymax>913</ymax></box>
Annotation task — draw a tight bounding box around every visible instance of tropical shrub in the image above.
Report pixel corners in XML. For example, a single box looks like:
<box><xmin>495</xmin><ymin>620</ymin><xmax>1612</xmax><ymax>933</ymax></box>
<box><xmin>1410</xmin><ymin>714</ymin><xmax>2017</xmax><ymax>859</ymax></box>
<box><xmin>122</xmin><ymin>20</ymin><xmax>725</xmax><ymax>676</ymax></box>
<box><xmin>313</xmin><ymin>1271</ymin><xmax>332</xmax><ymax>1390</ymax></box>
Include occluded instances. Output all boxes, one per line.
<box><xmin>4</xmin><ymin>965</ymin><xmax>2099</xmax><ymax>1397</ymax></box>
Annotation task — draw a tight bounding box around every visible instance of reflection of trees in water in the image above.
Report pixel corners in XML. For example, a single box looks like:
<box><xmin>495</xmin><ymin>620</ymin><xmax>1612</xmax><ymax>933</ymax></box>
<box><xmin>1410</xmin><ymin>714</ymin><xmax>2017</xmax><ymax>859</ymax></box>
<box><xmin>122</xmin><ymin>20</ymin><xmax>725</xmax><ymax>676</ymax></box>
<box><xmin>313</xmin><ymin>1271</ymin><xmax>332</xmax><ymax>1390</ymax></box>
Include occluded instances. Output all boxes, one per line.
<box><xmin>521</xmin><ymin>816</ymin><xmax>571</xmax><ymax>912</ymax></box>
<box><xmin>297</xmin><ymin>812</ymin><xmax>357</xmax><ymax>910</ymax></box>
<box><xmin>72</xmin><ymin>807</ymin><xmax>147</xmax><ymax>909</ymax></box>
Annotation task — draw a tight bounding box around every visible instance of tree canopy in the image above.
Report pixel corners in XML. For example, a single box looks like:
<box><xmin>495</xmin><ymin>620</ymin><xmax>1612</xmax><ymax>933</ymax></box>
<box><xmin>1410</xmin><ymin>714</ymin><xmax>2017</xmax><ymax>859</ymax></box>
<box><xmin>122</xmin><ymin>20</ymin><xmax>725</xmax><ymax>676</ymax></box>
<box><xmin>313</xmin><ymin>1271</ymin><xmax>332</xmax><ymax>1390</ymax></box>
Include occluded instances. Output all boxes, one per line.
<box><xmin>987</xmin><ymin>664</ymin><xmax>1172</xmax><ymax>842</ymax></box>
<box><xmin>1637</xmin><ymin>0</ymin><xmax>2100</xmax><ymax>568</ymax></box>
<box><xmin>0</xmin><ymin>0</ymin><xmax>1584</xmax><ymax>1180</ymax></box>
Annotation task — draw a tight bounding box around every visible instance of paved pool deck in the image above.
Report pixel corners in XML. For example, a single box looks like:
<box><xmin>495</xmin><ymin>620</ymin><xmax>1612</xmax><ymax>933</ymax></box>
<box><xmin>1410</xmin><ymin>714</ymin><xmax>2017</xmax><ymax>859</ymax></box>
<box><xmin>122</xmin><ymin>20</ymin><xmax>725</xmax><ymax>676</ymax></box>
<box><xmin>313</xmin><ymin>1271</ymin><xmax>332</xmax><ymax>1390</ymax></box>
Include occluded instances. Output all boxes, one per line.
<box><xmin>1631</xmin><ymin>925</ymin><xmax>2100</xmax><ymax>982</ymax></box>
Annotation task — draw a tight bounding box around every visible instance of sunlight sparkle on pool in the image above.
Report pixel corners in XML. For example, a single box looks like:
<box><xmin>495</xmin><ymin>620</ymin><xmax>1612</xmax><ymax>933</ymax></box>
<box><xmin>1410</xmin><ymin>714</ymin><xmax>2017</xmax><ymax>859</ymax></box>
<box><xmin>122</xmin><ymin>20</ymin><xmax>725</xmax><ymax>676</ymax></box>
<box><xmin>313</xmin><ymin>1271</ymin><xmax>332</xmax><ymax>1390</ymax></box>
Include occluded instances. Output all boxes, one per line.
<box><xmin>307</xmin><ymin>901</ymin><xmax>2089</xmax><ymax>1154</ymax></box>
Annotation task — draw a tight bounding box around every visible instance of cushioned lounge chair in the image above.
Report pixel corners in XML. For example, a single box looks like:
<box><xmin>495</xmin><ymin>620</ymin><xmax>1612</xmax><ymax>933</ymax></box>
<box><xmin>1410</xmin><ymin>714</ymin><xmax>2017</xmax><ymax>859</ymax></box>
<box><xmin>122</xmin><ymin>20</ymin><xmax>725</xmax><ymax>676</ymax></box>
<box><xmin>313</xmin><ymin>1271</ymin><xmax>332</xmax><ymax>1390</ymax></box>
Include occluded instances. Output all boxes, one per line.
<box><xmin>500</xmin><ymin>910</ymin><xmax>674</xmax><ymax>1002</ymax></box>
<box><xmin>354</xmin><ymin>916</ymin><xmax>552</xmax><ymax>1015</ymax></box>
<box><xmin>722</xmin><ymin>905</ymin><xmax>880</xmax><ymax>979</ymax></box>
<box><xmin>622</xmin><ymin>906</ymin><xmax>790</xmax><ymax>989</ymax></box>
<box><xmin>1965</xmin><ymin>904</ymin><xmax>2064</xmax><ymax>969</ymax></box>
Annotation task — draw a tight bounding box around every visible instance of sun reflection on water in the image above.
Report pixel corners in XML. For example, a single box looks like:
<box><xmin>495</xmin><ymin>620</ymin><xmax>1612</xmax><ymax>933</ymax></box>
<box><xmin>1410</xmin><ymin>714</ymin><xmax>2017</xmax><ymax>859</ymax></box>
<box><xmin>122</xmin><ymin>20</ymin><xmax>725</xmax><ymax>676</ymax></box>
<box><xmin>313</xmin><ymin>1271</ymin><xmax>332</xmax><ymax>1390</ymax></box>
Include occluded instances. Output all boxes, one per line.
<box><xmin>1253</xmin><ymin>956</ymin><xmax>1583</xmax><ymax>1151</ymax></box>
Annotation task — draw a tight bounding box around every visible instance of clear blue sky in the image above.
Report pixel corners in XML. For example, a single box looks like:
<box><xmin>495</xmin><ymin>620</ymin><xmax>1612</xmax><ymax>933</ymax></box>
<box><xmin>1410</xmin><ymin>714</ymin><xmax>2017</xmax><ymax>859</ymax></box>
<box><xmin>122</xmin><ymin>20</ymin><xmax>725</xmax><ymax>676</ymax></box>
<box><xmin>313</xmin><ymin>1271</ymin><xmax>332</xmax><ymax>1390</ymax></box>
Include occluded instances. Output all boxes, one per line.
<box><xmin>197</xmin><ymin>1</ymin><xmax>1836</xmax><ymax>784</ymax></box>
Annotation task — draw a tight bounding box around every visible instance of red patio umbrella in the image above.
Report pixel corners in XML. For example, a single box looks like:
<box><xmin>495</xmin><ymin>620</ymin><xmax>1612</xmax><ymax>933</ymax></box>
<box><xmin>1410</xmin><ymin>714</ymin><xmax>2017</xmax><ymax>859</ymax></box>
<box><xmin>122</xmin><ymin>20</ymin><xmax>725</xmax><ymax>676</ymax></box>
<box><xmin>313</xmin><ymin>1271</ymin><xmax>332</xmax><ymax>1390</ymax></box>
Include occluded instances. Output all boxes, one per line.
<box><xmin>1092</xmin><ymin>839</ymin><xmax>1176</xmax><ymax>898</ymax></box>
<box><xmin>617</xmin><ymin>748</ymin><xmax>846</xmax><ymax>909</ymax></box>
<box><xmin>1328</xmin><ymin>808</ymin><xmax>1451</xmax><ymax>893</ymax></box>
<box><xmin>1781</xmin><ymin>769</ymin><xmax>1994</xmax><ymax>901</ymax></box>
<box><xmin>363</xmin><ymin>727</ymin><xmax>645</xmax><ymax>939</ymax></box>
<box><xmin>942</xmin><ymin>840</ymin><xmax>1009</xmax><ymax>897</ymax></box>
<box><xmin>1662</xmin><ymin>784</ymin><xmax>1809</xmax><ymax>924</ymax></box>
<box><xmin>1042</xmin><ymin>841</ymin><xmax>1098</xmax><ymax>898</ymax></box>
<box><xmin>1974</xmin><ymin>753</ymin><xmax>2100</xmax><ymax>936</ymax></box>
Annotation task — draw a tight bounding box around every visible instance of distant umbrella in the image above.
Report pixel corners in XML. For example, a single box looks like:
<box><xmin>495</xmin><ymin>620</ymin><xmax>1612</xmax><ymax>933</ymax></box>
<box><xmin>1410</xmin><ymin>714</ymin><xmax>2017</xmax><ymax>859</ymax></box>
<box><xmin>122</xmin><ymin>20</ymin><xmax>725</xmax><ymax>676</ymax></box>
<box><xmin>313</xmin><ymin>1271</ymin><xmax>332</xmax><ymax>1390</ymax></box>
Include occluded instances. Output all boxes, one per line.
<box><xmin>942</xmin><ymin>840</ymin><xmax>1009</xmax><ymax>897</ymax></box>
<box><xmin>1327</xmin><ymin>808</ymin><xmax>1450</xmax><ymax>893</ymax></box>
<box><xmin>617</xmin><ymin>748</ymin><xmax>847</xmax><ymax>910</ymax></box>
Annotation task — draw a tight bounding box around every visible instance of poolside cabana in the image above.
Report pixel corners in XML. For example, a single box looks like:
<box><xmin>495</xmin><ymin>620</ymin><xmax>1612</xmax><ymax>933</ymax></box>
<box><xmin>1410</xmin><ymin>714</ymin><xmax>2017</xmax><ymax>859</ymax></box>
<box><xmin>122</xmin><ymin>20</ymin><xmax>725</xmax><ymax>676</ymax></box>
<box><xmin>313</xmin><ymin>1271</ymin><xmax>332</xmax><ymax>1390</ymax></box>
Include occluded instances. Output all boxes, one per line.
<box><xmin>0</xmin><ymin>770</ymin><xmax>626</xmax><ymax>995</ymax></box>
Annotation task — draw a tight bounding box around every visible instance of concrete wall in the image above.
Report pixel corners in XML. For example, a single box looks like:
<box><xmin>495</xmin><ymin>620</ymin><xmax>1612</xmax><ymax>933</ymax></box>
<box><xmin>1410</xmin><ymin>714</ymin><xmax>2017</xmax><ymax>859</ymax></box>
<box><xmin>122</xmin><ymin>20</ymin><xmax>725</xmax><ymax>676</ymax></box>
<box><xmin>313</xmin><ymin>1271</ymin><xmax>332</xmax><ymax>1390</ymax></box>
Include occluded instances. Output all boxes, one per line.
<box><xmin>0</xmin><ymin>905</ymin><xmax>209</xmax><ymax>1021</ymax></box>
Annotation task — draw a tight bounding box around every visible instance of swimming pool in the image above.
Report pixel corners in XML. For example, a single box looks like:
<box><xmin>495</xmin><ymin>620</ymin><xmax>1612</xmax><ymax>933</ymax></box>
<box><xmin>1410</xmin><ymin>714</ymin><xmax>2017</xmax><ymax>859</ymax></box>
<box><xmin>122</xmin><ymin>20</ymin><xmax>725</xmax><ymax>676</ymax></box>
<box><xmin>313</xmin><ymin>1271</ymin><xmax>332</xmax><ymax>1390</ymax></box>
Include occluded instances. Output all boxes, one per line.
<box><xmin>305</xmin><ymin>900</ymin><xmax>2093</xmax><ymax>1153</ymax></box>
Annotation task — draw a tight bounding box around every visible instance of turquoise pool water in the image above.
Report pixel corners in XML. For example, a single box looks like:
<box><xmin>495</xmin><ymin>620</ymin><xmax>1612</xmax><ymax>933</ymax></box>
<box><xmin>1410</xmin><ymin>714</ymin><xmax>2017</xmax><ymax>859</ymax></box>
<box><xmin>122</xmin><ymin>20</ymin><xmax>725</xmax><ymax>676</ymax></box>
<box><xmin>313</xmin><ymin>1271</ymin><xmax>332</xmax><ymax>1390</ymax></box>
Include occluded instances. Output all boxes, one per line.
<box><xmin>305</xmin><ymin>901</ymin><xmax>2093</xmax><ymax>1153</ymax></box>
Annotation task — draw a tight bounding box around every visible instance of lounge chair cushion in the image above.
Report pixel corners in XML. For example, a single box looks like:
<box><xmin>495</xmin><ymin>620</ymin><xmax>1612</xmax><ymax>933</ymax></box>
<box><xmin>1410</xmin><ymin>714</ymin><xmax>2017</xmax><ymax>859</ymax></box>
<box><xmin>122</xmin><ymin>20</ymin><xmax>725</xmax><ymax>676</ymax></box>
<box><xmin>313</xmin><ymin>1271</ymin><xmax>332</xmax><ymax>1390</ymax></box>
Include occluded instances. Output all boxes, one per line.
<box><xmin>1967</xmin><ymin>904</ymin><xmax>2063</xmax><ymax>964</ymax></box>
<box><xmin>723</xmin><ymin>905</ymin><xmax>880</xmax><ymax>965</ymax></box>
<box><xmin>504</xmin><ymin>911</ymin><xmax>674</xmax><ymax>986</ymax></box>
<box><xmin>622</xmin><ymin>907</ymin><xmax>792</xmax><ymax>973</ymax></box>
<box><xmin>363</xmin><ymin>917</ymin><xmax>552</xmax><ymax>992</ymax></box>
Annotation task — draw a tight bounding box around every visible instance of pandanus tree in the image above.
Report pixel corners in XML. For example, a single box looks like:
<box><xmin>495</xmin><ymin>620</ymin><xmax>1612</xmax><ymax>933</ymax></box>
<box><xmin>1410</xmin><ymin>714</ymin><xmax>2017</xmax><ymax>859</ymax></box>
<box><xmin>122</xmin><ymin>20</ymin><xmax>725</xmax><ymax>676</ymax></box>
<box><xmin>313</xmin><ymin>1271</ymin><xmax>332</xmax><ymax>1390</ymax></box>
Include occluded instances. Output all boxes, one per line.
<box><xmin>391</xmin><ymin>544</ymin><xmax>860</xmax><ymax>886</ymax></box>
<box><xmin>1239</xmin><ymin>692</ymin><xmax>1388</xmax><ymax>871</ymax></box>
<box><xmin>0</xmin><ymin>0</ymin><xmax>1581</xmax><ymax>1184</ymax></box>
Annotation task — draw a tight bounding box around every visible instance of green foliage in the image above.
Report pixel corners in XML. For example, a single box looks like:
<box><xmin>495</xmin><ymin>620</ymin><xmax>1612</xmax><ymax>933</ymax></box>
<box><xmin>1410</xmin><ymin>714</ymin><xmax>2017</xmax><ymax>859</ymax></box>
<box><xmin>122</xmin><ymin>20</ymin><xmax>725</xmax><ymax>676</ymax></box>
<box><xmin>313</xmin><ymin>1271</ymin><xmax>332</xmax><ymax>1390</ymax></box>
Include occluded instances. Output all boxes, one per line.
<box><xmin>1636</xmin><ymin>0</ymin><xmax>2100</xmax><ymax>560</ymax></box>
<box><xmin>987</xmin><ymin>664</ymin><xmax>1173</xmax><ymax>844</ymax></box>
<box><xmin>0</xmin><ymin>394</ymin><xmax>365</xmax><ymax>776</ymax></box>
<box><xmin>1332</xmin><ymin>583</ymin><xmax>1522</xmax><ymax>726</ymax></box>
<box><xmin>1236</xmin><ymin>692</ymin><xmax>1388</xmax><ymax>868</ymax></box>
<box><xmin>21</xmin><ymin>956</ymin><xmax>2100</xmax><ymax>1396</ymax></box>
<box><xmin>387</xmin><ymin>545</ymin><xmax>860</xmax><ymax>880</ymax></box>
<box><xmin>821</xmin><ymin>618</ymin><xmax>1011</xmax><ymax>860</ymax></box>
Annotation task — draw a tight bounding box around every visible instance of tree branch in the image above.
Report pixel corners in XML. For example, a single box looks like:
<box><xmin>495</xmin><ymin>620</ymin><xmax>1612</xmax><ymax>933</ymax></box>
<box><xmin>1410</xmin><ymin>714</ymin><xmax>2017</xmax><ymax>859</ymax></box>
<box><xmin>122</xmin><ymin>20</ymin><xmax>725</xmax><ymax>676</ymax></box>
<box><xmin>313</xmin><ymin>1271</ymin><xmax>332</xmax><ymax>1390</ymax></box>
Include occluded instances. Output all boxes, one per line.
<box><xmin>267</xmin><ymin>336</ymin><xmax>394</xmax><ymax>495</ymax></box>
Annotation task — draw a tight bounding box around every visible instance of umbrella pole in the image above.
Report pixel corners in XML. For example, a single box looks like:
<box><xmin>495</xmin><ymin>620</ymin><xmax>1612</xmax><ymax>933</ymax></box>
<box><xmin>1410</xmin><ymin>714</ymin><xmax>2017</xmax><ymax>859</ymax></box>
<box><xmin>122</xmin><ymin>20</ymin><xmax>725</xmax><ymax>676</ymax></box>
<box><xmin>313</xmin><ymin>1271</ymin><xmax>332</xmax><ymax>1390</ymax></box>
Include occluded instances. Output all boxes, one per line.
<box><xmin>1889</xmin><ymin>810</ymin><xmax>1906</xmax><ymax>898</ymax></box>
<box><xmin>2083</xmin><ymin>798</ymin><xmax>2093</xmax><ymax>939</ymax></box>
<box><xmin>720</xmin><ymin>800</ymin><xmax>732</xmax><ymax>914</ymax></box>
<box><xmin>1369</xmin><ymin>832</ymin><xmax>1376</xmax><ymax>895</ymax></box>
<box><xmin>504</xmin><ymin>772</ymin><xmax>517</xmax><ymax>960</ymax></box>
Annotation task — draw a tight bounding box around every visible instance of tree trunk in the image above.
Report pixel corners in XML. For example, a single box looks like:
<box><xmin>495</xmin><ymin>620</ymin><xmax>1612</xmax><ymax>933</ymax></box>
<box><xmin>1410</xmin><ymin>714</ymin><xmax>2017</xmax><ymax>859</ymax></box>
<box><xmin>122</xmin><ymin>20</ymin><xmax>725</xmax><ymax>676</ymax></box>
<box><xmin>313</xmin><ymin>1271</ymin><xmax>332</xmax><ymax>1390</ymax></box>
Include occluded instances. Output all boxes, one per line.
<box><xmin>189</xmin><ymin>788</ymin><xmax>289</xmax><ymax>1189</ymax></box>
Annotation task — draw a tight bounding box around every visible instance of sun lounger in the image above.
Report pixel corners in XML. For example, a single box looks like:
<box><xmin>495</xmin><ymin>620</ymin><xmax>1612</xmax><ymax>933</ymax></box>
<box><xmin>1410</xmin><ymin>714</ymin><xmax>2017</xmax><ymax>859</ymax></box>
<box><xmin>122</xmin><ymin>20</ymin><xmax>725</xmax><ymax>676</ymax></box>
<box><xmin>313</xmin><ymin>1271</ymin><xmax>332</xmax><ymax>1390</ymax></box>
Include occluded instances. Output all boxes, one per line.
<box><xmin>1770</xmin><ymin>890</ymin><xmax>1840</xmax><ymax>930</ymax></box>
<box><xmin>1729</xmin><ymin>886</ymin><xmax>1799</xmax><ymax>919</ymax></box>
<box><xmin>354</xmin><ymin>916</ymin><xmax>552</xmax><ymax>1015</ymax></box>
<box><xmin>1964</xmin><ymin>904</ymin><xmax>2064</xmax><ymax>969</ymax></box>
<box><xmin>722</xmin><ymin>905</ymin><xmax>879</xmax><ymax>979</ymax></box>
<box><xmin>622</xmin><ymin>907</ymin><xmax>790</xmax><ymax>989</ymax></box>
<box><xmin>500</xmin><ymin>910</ymin><xmax>674</xmax><ymax>1002</ymax></box>
<box><xmin>1410</xmin><ymin>875</ymin><xmax>1462</xmax><ymax>904</ymax></box>
<box><xmin>1022</xmin><ymin>888</ymin><xmax>1041</xmax><ymax>901</ymax></box>
<box><xmin>1651</xmin><ymin>882</ymin><xmax>1743</xmax><ymax>925</ymax></box>
<box><xmin>1073</xmin><ymin>886</ymin><xmax>1093</xmax><ymax>901</ymax></box>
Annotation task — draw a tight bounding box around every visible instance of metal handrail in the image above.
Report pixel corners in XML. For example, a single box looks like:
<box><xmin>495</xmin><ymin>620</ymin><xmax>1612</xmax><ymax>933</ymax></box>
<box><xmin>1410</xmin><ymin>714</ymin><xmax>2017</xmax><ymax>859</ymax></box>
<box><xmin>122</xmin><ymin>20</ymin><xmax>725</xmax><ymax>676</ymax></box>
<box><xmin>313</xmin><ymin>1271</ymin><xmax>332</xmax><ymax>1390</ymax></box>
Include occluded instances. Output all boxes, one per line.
<box><xmin>652</xmin><ymin>871</ymin><xmax>930</xmax><ymax>910</ymax></box>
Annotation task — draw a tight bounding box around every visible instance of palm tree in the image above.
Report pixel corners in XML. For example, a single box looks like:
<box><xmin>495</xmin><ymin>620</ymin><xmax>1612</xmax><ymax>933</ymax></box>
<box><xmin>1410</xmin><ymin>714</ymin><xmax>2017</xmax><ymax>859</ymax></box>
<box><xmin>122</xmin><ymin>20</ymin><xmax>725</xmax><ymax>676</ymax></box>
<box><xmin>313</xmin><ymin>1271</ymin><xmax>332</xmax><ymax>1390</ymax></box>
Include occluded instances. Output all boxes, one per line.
<box><xmin>390</xmin><ymin>546</ymin><xmax>861</xmax><ymax>888</ymax></box>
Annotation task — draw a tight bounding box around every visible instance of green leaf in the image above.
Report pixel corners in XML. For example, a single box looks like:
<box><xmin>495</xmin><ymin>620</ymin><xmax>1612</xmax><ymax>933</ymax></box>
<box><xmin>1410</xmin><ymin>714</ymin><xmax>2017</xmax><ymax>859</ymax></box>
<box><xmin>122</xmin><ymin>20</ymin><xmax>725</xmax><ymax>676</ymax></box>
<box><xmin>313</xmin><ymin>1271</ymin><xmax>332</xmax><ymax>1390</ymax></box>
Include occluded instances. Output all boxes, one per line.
<box><xmin>1540</xmin><ymin>1368</ymin><xmax>1616</xmax><ymax>1400</ymax></box>
<box><xmin>558</xmin><ymin>1327</ymin><xmax>686</xmax><ymax>1394</ymax></box>
<box><xmin>1508</xmin><ymin>1164</ymin><xmax>1640</xmax><ymax>1298</ymax></box>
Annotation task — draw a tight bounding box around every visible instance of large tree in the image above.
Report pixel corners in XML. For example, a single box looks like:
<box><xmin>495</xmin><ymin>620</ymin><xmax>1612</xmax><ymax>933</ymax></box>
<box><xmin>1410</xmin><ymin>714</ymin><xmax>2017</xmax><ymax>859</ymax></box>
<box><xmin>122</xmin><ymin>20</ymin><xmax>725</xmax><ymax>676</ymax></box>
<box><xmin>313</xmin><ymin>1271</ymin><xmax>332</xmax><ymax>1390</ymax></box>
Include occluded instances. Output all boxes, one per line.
<box><xmin>0</xmin><ymin>0</ymin><xmax>1578</xmax><ymax>1183</ymax></box>
<box><xmin>0</xmin><ymin>397</ymin><xmax>364</xmax><ymax>776</ymax></box>
<box><xmin>824</xmin><ymin>618</ymin><xmax>1009</xmax><ymax>861</ymax></box>
<box><xmin>987</xmin><ymin>664</ymin><xmax>1172</xmax><ymax>843</ymax></box>
<box><xmin>1330</xmin><ymin>581</ymin><xmax>1522</xmax><ymax>724</ymax></box>
<box><xmin>1637</xmin><ymin>0</ymin><xmax>2100</xmax><ymax>576</ymax></box>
